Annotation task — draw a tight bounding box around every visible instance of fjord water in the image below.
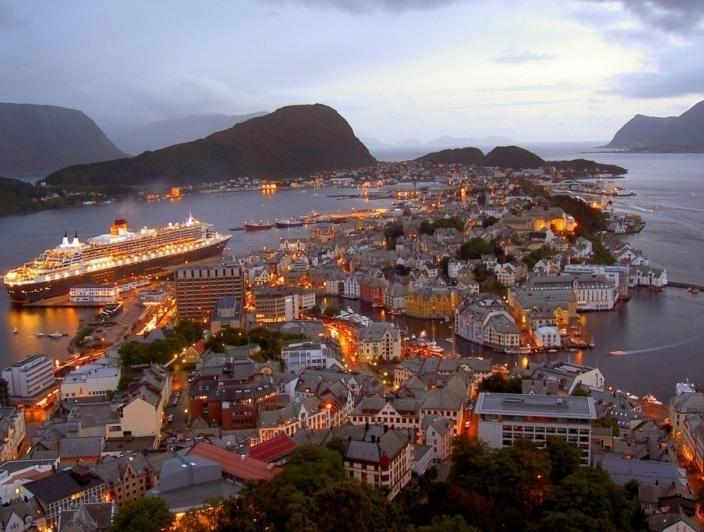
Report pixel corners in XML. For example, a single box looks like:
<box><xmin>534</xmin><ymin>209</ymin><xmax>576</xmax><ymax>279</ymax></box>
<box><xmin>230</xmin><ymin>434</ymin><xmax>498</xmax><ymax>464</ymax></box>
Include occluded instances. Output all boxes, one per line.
<box><xmin>2</xmin><ymin>143</ymin><xmax>704</xmax><ymax>400</ymax></box>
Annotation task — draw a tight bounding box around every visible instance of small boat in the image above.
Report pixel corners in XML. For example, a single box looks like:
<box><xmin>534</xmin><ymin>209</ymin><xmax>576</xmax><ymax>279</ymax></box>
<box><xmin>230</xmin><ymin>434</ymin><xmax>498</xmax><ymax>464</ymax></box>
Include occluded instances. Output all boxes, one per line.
<box><xmin>12</xmin><ymin>327</ymin><xmax>18</xmax><ymax>335</ymax></box>
<box><xmin>692</xmin><ymin>192</ymin><xmax>699</xmax><ymax>198</ymax></box>
<box><xmin>371</xmin><ymin>303</ymin><xmax>384</xmax><ymax>309</ymax></box>
<box><xmin>445</xmin><ymin>337</ymin><xmax>454</xmax><ymax>343</ymax></box>
<box><xmin>609</xmin><ymin>350</ymin><xmax>624</xmax><ymax>356</ymax></box>
<box><xmin>35</xmin><ymin>332</ymin><xmax>45</xmax><ymax>338</ymax></box>
<box><xmin>647</xmin><ymin>285</ymin><xmax>663</xmax><ymax>293</ymax></box>
<box><xmin>244</xmin><ymin>220</ymin><xmax>275</xmax><ymax>231</ymax></box>
<box><xmin>688</xmin><ymin>286</ymin><xmax>700</xmax><ymax>294</ymax></box>
<box><xmin>642</xmin><ymin>393</ymin><xmax>662</xmax><ymax>405</ymax></box>
<box><xmin>48</xmin><ymin>331</ymin><xmax>64</xmax><ymax>339</ymax></box>
<box><xmin>547</xmin><ymin>348</ymin><xmax>558</xmax><ymax>353</ymax></box>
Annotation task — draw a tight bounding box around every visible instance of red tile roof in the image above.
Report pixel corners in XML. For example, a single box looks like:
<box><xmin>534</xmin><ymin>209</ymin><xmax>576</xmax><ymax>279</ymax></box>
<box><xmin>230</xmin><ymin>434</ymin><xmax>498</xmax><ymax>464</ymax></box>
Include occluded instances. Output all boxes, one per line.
<box><xmin>249</xmin><ymin>434</ymin><xmax>297</xmax><ymax>463</ymax></box>
<box><xmin>189</xmin><ymin>442</ymin><xmax>280</xmax><ymax>481</ymax></box>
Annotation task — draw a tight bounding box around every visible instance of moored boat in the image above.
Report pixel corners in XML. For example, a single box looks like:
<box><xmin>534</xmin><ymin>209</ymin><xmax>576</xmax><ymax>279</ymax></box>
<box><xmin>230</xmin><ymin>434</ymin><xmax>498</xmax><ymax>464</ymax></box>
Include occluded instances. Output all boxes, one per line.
<box><xmin>244</xmin><ymin>220</ymin><xmax>275</xmax><ymax>231</ymax></box>
<box><xmin>48</xmin><ymin>331</ymin><xmax>64</xmax><ymax>339</ymax></box>
<box><xmin>275</xmin><ymin>217</ymin><xmax>305</xmax><ymax>228</ymax></box>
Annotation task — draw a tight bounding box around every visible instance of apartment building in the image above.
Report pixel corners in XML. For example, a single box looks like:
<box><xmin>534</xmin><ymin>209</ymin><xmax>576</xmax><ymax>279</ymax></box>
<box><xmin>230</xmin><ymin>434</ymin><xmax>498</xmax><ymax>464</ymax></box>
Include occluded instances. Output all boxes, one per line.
<box><xmin>174</xmin><ymin>262</ymin><xmax>244</xmax><ymax>320</ymax></box>
<box><xmin>475</xmin><ymin>392</ymin><xmax>597</xmax><ymax>464</ymax></box>
<box><xmin>2</xmin><ymin>354</ymin><xmax>56</xmax><ymax>400</ymax></box>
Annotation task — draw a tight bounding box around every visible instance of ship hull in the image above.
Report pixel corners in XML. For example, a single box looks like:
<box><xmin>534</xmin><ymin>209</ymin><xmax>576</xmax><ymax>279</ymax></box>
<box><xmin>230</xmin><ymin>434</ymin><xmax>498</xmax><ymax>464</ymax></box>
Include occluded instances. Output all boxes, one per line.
<box><xmin>275</xmin><ymin>221</ymin><xmax>305</xmax><ymax>228</ymax></box>
<box><xmin>244</xmin><ymin>224</ymin><xmax>274</xmax><ymax>231</ymax></box>
<box><xmin>5</xmin><ymin>238</ymin><xmax>230</xmax><ymax>305</ymax></box>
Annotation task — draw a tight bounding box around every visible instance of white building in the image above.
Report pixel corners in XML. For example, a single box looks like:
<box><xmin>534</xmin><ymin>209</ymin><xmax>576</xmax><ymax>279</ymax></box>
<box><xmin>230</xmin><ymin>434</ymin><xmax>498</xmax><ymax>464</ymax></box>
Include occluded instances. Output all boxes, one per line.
<box><xmin>69</xmin><ymin>284</ymin><xmax>119</xmax><ymax>304</ymax></box>
<box><xmin>358</xmin><ymin>322</ymin><xmax>402</xmax><ymax>363</ymax></box>
<box><xmin>630</xmin><ymin>266</ymin><xmax>668</xmax><ymax>288</ymax></box>
<box><xmin>475</xmin><ymin>393</ymin><xmax>596</xmax><ymax>464</ymax></box>
<box><xmin>60</xmin><ymin>359</ymin><xmax>121</xmax><ymax>400</ymax></box>
<box><xmin>342</xmin><ymin>275</ymin><xmax>361</xmax><ymax>299</ymax></box>
<box><xmin>534</xmin><ymin>326</ymin><xmax>561</xmax><ymax>348</ymax></box>
<box><xmin>2</xmin><ymin>354</ymin><xmax>56</xmax><ymax>399</ymax></box>
<box><xmin>281</xmin><ymin>342</ymin><xmax>340</xmax><ymax>373</ymax></box>
<box><xmin>384</xmin><ymin>283</ymin><xmax>408</xmax><ymax>312</ymax></box>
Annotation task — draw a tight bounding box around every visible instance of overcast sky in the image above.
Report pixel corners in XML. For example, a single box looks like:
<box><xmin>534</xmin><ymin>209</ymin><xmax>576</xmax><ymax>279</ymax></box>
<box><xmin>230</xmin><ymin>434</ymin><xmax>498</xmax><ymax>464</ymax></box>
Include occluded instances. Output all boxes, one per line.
<box><xmin>1</xmin><ymin>0</ymin><xmax>702</xmax><ymax>142</ymax></box>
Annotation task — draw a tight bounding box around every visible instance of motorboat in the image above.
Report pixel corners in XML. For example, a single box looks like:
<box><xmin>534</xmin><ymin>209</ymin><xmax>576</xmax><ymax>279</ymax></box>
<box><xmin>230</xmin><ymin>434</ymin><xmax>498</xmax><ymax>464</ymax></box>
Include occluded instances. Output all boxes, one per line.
<box><xmin>48</xmin><ymin>331</ymin><xmax>64</xmax><ymax>339</ymax></box>
<box><xmin>35</xmin><ymin>332</ymin><xmax>45</xmax><ymax>338</ymax></box>
<box><xmin>12</xmin><ymin>327</ymin><xmax>18</xmax><ymax>335</ymax></box>
<box><xmin>608</xmin><ymin>350</ymin><xmax>624</xmax><ymax>356</ymax></box>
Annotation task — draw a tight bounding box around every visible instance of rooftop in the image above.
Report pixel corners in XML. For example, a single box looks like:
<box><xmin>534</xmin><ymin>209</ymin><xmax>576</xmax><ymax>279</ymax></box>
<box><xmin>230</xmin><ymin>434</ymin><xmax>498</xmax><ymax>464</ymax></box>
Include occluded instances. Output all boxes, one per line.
<box><xmin>475</xmin><ymin>392</ymin><xmax>596</xmax><ymax>420</ymax></box>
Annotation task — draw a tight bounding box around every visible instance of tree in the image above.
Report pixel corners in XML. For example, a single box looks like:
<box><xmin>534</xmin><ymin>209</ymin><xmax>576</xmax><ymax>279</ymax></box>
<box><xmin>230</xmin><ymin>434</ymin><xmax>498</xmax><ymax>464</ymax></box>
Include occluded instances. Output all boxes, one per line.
<box><xmin>479</xmin><ymin>374</ymin><xmax>522</xmax><ymax>394</ymax></box>
<box><xmin>458</xmin><ymin>238</ymin><xmax>493</xmax><ymax>260</ymax></box>
<box><xmin>413</xmin><ymin>514</ymin><xmax>480</xmax><ymax>532</ymax></box>
<box><xmin>384</xmin><ymin>221</ymin><xmax>404</xmax><ymax>249</ymax></box>
<box><xmin>482</xmin><ymin>216</ymin><xmax>498</xmax><ymax>229</ymax></box>
<box><xmin>323</xmin><ymin>306</ymin><xmax>340</xmax><ymax>318</ymax></box>
<box><xmin>546</xmin><ymin>437</ymin><xmax>582</xmax><ymax>483</ymax></box>
<box><xmin>593</xmin><ymin>416</ymin><xmax>620</xmax><ymax>437</ymax></box>
<box><xmin>314</xmin><ymin>481</ymin><xmax>406</xmax><ymax>532</ymax></box>
<box><xmin>110</xmin><ymin>497</ymin><xmax>173</xmax><ymax>532</ymax></box>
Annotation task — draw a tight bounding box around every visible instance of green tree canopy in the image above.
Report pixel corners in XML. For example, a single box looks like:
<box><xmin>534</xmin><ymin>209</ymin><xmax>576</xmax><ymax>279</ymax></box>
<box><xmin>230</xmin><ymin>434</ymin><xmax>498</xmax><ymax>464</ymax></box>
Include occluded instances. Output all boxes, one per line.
<box><xmin>110</xmin><ymin>496</ymin><xmax>173</xmax><ymax>532</ymax></box>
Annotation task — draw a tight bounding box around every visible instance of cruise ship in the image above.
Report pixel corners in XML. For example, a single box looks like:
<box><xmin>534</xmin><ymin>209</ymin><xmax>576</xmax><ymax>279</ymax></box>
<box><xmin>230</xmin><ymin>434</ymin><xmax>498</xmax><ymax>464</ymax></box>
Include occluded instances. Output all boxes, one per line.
<box><xmin>3</xmin><ymin>214</ymin><xmax>230</xmax><ymax>305</ymax></box>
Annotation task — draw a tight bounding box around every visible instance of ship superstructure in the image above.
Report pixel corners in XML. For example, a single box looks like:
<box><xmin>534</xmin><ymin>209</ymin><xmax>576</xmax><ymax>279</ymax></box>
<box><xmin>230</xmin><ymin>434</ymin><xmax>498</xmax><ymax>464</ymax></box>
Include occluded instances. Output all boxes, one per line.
<box><xmin>4</xmin><ymin>214</ymin><xmax>230</xmax><ymax>304</ymax></box>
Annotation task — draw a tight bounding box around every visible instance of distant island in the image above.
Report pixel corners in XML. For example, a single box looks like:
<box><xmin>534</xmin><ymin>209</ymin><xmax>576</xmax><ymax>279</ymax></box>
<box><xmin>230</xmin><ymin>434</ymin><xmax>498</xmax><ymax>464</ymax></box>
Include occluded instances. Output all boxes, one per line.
<box><xmin>606</xmin><ymin>100</ymin><xmax>704</xmax><ymax>152</ymax></box>
<box><xmin>0</xmin><ymin>102</ymin><xmax>125</xmax><ymax>177</ymax></box>
<box><xmin>45</xmin><ymin>104</ymin><xmax>376</xmax><ymax>191</ymax></box>
<box><xmin>417</xmin><ymin>145</ymin><xmax>627</xmax><ymax>176</ymax></box>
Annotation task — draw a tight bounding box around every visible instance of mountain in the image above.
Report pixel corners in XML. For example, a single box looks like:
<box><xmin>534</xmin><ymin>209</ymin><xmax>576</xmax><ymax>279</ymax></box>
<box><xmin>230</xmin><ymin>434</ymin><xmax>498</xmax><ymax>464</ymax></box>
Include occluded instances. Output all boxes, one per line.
<box><xmin>108</xmin><ymin>112</ymin><xmax>267</xmax><ymax>155</ymax></box>
<box><xmin>0</xmin><ymin>103</ymin><xmax>125</xmax><ymax>177</ymax></box>
<box><xmin>45</xmin><ymin>104</ymin><xmax>376</xmax><ymax>190</ymax></box>
<box><xmin>415</xmin><ymin>147</ymin><xmax>485</xmax><ymax>165</ymax></box>
<box><xmin>607</xmin><ymin>100</ymin><xmax>704</xmax><ymax>151</ymax></box>
<box><xmin>415</xmin><ymin>145</ymin><xmax>626</xmax><ymax>175</ymax></box>
<box><xmin>484</xmin><ymin>146</ymin><xmax>545</xmax><ymax>168</ymax></box>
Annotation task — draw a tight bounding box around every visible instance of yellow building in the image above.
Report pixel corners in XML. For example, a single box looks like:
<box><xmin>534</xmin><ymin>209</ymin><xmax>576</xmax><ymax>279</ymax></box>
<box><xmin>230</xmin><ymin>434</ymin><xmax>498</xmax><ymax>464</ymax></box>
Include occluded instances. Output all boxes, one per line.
<box><xmin>404</xmin><ymin>287</ymin><xmax>462</xmax><ymax>319</ymax></box>
<box><xmin>504</xmin><ymin>206</ymin><xmax>576</xmax><ymax>234</ymax></box>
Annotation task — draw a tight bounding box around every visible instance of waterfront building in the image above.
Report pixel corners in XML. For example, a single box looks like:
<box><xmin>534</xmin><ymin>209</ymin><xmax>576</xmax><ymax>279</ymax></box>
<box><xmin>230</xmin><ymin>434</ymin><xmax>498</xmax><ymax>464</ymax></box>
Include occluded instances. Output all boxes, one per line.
<box><xmin>630</xmin><ymin>266</ymin><xmax>668</xmax><ymax>288</ymax></box>
<box><xmin>343</xmin><ymin>425</ymin><xmax>412</xmax><ymax>500</ymax></box>
<box><xmin>174</xmin><ymin>262</ymin><xmax>244</xmax><ymax>321</ymax></box>
<box><xmin>455</xmin><ymin>294</ymin><xmax>522</xmax><ymax>352</ymax></box>
<box><xmin>358</xmin><ymin>322</ymin><xmax>402</xmax><ymax>363</ymax></box>
<box><xmin>384</xmin><ymin>282</ymin><xmax>408</xmax><ymax>312</ymax></box>
<box><xmin>1</xmin><ymin>354</ymin><xmax>55</xmax><ymax>400</ymax></box>
<box><xmin>342</xmin><ymin>274</ymin><xmax>361</xmax><ymax>299</ymax></box>
<box><xmin>69</xmin><ymin>284</ymin><xmax>119</xmax><ymax>304</ymax></box>
<box><xmin>529</xmin><ymin>362</ymin><xmax>605</xmax><ymax>395</ymax></box>
<box><xmin>404</xmin><ymin>286</ymin><xmax>464</xmax><ymax>319</ymax></box>
<box><xmin>60</xmin><ymin>358</ymin><xmax>121</xmax><ymax>400</ymax></box>
<box><xmin>533</xmin><ymin>326</ymin><xmax>561</xmax><ymax>348</ymax></box>
<box><xmin>522</xmin><ymin>274</ymin><xmax>617</xmax><ymax>311</ymax></box>
<box><xmin>681</xmin><ymin>414</ymin><xmax>704</xmax><ymax>474</ymax></box>
<box><xmin>474</xmin><ymin>392</ymin><xmax>596</xmax><ymax>464</ymax></box>
<box><xmin>563</xmin><ymin>264</ymin><xmax>630</xmax><ymax>301</ymax></box>
<box><xmin>360</xmin><ymin>276</ymin><xmax>388</xmax><ymax>305</ymax></box>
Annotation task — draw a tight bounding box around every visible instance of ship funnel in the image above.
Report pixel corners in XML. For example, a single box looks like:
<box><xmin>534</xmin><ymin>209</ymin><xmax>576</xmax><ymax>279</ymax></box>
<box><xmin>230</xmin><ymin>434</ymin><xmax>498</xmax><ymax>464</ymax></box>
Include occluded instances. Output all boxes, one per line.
<box><xmin>71</xmin><ymin>231</ymin><xmax>80</xmax><ymax>247</ymax></box>
<box><xmin>61</xmin><ymin>231</ymin><xmax>69</xmax><ymax>247</ymax></box>
<box><xmin>187</xmin><ymin>211</ymin><xmax>195</xmax><ymax>225</ymax></box>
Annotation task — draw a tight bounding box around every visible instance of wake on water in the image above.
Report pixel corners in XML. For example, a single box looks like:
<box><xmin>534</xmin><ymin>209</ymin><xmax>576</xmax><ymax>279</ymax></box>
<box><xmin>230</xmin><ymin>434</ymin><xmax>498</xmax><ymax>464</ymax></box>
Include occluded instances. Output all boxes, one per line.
<box><xmin>615</xmin><ymin>331</ymin><xmax>704</xmax><ymax>355</ymax></box>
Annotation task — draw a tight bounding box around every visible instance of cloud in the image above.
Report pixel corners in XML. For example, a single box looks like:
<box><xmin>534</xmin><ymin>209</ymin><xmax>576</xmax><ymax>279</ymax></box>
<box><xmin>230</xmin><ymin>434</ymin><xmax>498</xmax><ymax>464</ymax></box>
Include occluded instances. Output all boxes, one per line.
<box><xmin>493</xmin><ymin>50</ymin><xmax>555</xmax><ymax>64</ymax></box>
<box><xmin>0</xmin><ymin>1</ymin><xmax>24</xmax><ymax>30</ymax></box>
<box><xmin>605</xmin><ymin>36</ymin><xmax>704</xmax><ymax>98</ymax></box>
<box><xmin>585</xmin><ymin>0</ymin><xmax>704</xmax><ymax>33</ymax></box>
<box><xmin>264</xmin><ymin>0</ymin><xmax>463</xmax><ymax>13</ymax></box>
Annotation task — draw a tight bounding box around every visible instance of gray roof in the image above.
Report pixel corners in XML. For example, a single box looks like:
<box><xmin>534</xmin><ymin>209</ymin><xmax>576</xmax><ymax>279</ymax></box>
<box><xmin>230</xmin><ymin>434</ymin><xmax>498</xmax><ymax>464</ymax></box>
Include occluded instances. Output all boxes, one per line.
<box><xmin>475</xmin><ymin>392</ymin><xmax>596</xmax><ymax>419</ymax></box>
<box><xmin>598</xmin><ymin>454</ymin><xmax>686</xmax><ymax>487</ymax></box>
<box><xmin>59</xmin><ymin>436</ymin><xmax>105</xmax><ymax>458</ymax></box>
<box><xmin>25</xmin><ymin>468</ymin><xmax>105</xmax><ymax>506</ymax></box>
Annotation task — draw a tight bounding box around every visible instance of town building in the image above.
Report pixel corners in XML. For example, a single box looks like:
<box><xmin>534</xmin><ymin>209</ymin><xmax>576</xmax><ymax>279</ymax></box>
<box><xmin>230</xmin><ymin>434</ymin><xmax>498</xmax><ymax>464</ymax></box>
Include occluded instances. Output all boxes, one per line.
<box><xmin>358</xmin><ymin>322</ymin><xmax>402</xmax><ymax>363</ymax></box>
<box><xmin>174</xmin><ymin>262</ymin><xmax>245</xmax><ymax>321</ymax></box>
<box><xmin>529</xmin><ymin>362</ymin><xmax>605</xmax><ymax>395</ymax></box>
<box><xmin>404</xmin><ymin>287</ymin><xmax>464</xmax><ymax>319</ymax></box>
<box><xmin>0</xmin><ymin>407</ymin><xmax>26</xmax><ymax>461</ymax></box>
<box><xmin>24</xmin><ymin>467</ymin><xmax>106</xmax><ymax>529</ymax></box>
<box><xmin>253</xmin><ymin>287</ymin><xmax>315</xmax><ymax>324</ymax></box>
<box><xmin>343</xmin><ymin>425</ymin><xmax>413</xmax><ymax>500</ymax></box>
<box><xmin>281</xmin><ymin>342</ymin><xmax>337</xmax><ymax>373</ymax></box>
<box><xmin>475</xmin><ymin>392</ymin><xmax>596</xmax><ymax>464</ymax></box>
<box><xmin>1</xmin><ymin>354</ymin><xmax>56</xmax><ymax>401</ymax></box>
<box><xmin>210</xmin><ymin>296</ymin><xmax>243</xmax><ymax>333</ymax></box>
<box><xmin>69</xmin><ymin>284</ymin><xmax>119</xmax><ymax>305</ymax></box>
<box><xmin>60</xmin><ymin>358</ymin><xmax>121</xmax><ymax>400</ymax></box>
<box><xmin>523</xmin><ymin>274</ymin><xmax>617</xmax><ymax>311</ymax></box>
<box><xmin>455</xmin><ymin>294</ymin><xmax>522</xmax><ymax>352</ymax></box>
